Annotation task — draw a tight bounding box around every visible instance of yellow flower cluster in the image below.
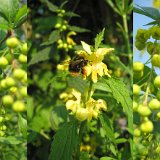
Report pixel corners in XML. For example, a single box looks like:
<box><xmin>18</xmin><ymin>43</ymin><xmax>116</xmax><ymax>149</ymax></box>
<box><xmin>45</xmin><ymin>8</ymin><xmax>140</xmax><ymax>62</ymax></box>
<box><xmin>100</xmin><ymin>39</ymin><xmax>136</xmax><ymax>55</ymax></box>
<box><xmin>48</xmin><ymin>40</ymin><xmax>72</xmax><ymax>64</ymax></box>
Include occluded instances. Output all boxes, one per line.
<box><xmin>77</xmin><ymin>41</ymin><xmax>114</xmax><ymax>83</ymax></box>
<box><xmin>60</xmin><ymin>88</ymin><xmax>107</xmax><ymax>121</ymax></box>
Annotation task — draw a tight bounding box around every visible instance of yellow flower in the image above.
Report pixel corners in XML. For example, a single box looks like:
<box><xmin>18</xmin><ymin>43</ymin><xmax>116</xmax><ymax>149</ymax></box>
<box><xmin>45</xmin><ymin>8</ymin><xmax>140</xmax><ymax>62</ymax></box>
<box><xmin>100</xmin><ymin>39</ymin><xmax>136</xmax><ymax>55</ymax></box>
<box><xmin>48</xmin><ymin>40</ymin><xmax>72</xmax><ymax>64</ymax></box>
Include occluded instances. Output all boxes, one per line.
<box><xmin>77</xmin><ymin>41</ymin><xmax>114</xmax><ymax>83</ymax></box>
<box><xmin>67</xmin><ymin>31</ymin><xmax>76</xmax><ymax>45</ymax></box>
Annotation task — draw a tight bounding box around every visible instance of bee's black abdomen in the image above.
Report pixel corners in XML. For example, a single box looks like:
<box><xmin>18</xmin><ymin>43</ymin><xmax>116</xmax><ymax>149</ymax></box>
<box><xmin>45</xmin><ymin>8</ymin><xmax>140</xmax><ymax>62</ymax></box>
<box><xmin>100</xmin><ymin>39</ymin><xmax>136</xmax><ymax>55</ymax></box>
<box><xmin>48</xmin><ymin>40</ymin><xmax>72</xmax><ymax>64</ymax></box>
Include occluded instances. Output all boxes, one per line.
<box><xmin>69</xmin><ymin>56</ymin><xmax>88</xmax><ymax>73</ymax></box>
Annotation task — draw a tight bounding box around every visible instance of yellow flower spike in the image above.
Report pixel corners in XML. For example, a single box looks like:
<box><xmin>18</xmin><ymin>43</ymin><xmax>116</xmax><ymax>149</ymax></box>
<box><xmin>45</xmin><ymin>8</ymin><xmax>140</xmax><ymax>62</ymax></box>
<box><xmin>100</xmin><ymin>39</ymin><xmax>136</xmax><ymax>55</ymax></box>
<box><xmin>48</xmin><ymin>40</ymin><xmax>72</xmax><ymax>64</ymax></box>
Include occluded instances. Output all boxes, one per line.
<box><xmin>67</xmin><ymin>31</ymin><xmax>77</xmax><ymax>45</ymax></box>
<box><xmin>59</xmin><ymin>92</ymin><xmax>68</xmax><ymax>99</ymax></box>
<box><xmin>71</xmin><ymin>88</ymin><xmax>81</xmax><ymax>101</ymax></box>
<box><xmin>81</xmin><ymin>41</ymin><xmax>92</xmax><ymax>55</ymax></box>
<box><xmin>92</xmin><ymin>70</ymin><xmax>98</xmax><ymax>83</ymax></box>
<box><xmin>66</xmin><ymin>100</ymin><xmax>78</xmax><ymax>113</ymax></box>
<box><xmin>96</xmin><ymin>99</ymin><xmax>107</xmax><ymax>111</ymax></box>
<box><xmin>76</xmin><ymin>108</ymin><xmax>89</xmax><ymax>121</ymax></box>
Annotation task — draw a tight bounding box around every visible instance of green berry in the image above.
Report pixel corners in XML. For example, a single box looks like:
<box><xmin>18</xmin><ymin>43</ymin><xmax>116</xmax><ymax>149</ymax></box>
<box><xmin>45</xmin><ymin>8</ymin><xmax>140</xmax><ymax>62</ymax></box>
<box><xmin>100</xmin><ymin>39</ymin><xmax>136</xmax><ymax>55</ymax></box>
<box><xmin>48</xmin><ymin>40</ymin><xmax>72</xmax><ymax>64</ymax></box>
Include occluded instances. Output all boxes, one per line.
<box><xmin>149</xmin><ymin>98</ymin><xmax>160</xmax><ymax>110</ymax></box>
<box><xmin>133</xmin><ymin>62</ymin><xmax>144</xmax><ymax>72</ymax></box>
<box><xmin>13</xmin><ymin>68</ymin><xmax>26</xmax><ymax>80</ymax></box>
<box><xmin>18</xmin><ymin>54</ymin><xmax>27</xmax><ymax>63</ymax></box>
<box><xmin>133</xmin><ymin>84</ymin><xmax>141</xmax><ymax>95</ymax></box>
<box><xmin>2</xmin><ymin>95</ymin><xmax>14</xmax><ymax>106</ymax></box>
<box><xmin>154</xmin><ymin>76</ymin><xmax>160</xmax><ymax>88</ymax></box>
<box><xmin>21</xmin><ymin>43</ymin><xmax>28</xmax><ymax>54</ymax></box>
<box><xmin>12</xmin><ymin>101</ymin><xmax>26</xmax><ymax>112</ymax></box>
<box><xmin>6</xmin><ymin>37</ymin><xmax>19</xmax><ymax>48</ymax></box>
<box><xmin>137</xmin><ymin>104</ymin><xmax>151</xmax><ymax>116</ymax></box>
<box><xmin>0</xmin><ymin>57</ymin><xmax>8</xmax><ymax>69</ymax></box>
<box><xmin>151</xmin><ymin>54</ymin><xmax>160</xmax><ymax>67</ymax></box>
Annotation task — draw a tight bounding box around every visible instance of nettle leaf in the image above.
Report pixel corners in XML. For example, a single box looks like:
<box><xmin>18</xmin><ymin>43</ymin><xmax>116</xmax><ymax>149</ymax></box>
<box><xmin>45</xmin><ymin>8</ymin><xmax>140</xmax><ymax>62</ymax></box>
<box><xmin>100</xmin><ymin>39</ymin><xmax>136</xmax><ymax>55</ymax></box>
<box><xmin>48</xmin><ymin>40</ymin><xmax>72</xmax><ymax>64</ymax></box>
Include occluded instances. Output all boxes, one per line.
<box><xmin>48</xmin><ymin>121</ymin><xmax>78</xmax><ymax>160</ymax></box>
<box><xmin>28</xmin><ymin>46</ymin><xmax>55</xmax><ymax>66</ymax></box>
<box><xmin>0</xmin><ymin>0</ymin><xmax>19</xmax><ymax>24</ymax></box>
<box><xmin>68</xmin><ymin>25</ymin><xmax>90</xmax><ymax>33</ymax></box>
<box><xmin>94</xmin><ymin>28</ymin><xmax>105</xmax><ymax>50</ymax></box>
<box><xmin>65</xmin><ymin>11</ymin><xmax>80</xmax><ymax>17</ymax></box>
<box><xmin>99</xmin><ymin>114</ymin><xmax>115</xmax><ymax>142</ymax></box>
<box><xmin>41</xmin><ymin>30</ymin><xmax>60</xmax><ymax>46</ymax></box>
<box><xmin>104</xmin><ymin>77</ymin><xmax>133</xmax><ymax>131</ymax></box>
<box><xmin>43</xmin><ymin>0</ymin><xmax>58</xmax><ymax>12</ymax></box>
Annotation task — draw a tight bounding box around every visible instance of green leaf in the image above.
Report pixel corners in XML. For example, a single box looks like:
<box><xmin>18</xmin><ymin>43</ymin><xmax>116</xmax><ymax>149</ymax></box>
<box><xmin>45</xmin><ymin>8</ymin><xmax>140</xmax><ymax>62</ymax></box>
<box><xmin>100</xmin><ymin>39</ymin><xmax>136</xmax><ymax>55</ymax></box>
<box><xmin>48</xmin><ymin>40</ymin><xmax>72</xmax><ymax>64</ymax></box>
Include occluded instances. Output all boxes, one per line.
<box><xmin>100</xmin><ymin>157</ymin><xmax>116</xmax><ymax>160</ymax></box>
<box><xmin>104</xmin><ymin>77</ymin><xmax>133</xmax><ymax>131</ymax></box>
<box><xmin>28</xmin><ymin>47</ymin><xmax>54</xmax><ymax>66</ymax></box>
<box><xmin>0</xmin><ymin>0</ymin><xmax>19</xmax><ymax>24</ymax></box>
<box><xmin>48</xmin><ymin>121</ymin><xmax>78</xmax><ymax>160</ymax></box>
<box><xmin>0</xmin><ymin>17</ymin><xmax>9</xmax><ymax>29</ymax></box>
<box><xmin>18</xmin><ymin>114</ymin><xmax>27</xmax><ymax>138</ymax></box>
<box><xmin>13</xmin><ymin>4</ymin><xmax>28</xmax><ymax>28</ymax></box>
<box><xmin>99</xmin><ymin>114</ymin><xmax>115</xmax><ymax>141</ymax></box>
<box><xmin>43</xmin><ymin>0</ymin><xmax>58</xmax><ymax>12</ymax></box>
<box><xmin>68</xmin><ymin>25</ymin><xmax>90</xmax><ymax>33</ymax></box>
<box><xmin>41</xmin><ymin>30</ymin><xmax>60</xmax><ymax>46</ymax></box>
<box><xmin>94</xmin><ymin>28</ymin><xmax>105</xmax><ymax>50</ymax></box>
<box><xmin>50</xmin><ymin>106</ymin><xmax>68</xmax><ymax>130</ymax></box>
<box><xmin>93</xmin><ymin>81</ymin><xmax>111</xmax><ymax>92</ymax></box>
<box><xmin>0</xmin><ymin>136</ymin><xmax>22</xmax><ymax>145</ymax></box>
<box><xmin>65</xmin><ymin>11</ymin><xmax>80</xmax><ymax>17</ymax></box>
<box><xmin>134</xmin><ymin>6</ymin><xmax>160</xmax><ymax>20</ymax></box>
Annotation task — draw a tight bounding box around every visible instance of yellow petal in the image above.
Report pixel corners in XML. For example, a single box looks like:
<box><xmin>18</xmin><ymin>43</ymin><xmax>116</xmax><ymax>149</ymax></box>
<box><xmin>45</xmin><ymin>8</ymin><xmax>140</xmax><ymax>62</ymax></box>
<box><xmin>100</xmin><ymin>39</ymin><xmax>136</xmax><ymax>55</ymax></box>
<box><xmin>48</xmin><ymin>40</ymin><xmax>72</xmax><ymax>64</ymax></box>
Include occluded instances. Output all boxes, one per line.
<box><xmin>92</xmin><ymin>71</ymin><xmax>98</xmax><ymax>83</ymax></box>
<box><xmin>97</xmin><ymin>63</ymin><xmax>104</xmax><ymax>77</ymax></box>
<box><xmin>66</xmin><ymin>100</ymin><xmax>77</xmax><ymax>113</ymax></box>
<box><xmin>81</xmin><ymin>41</ymin><xmax>92</xmax><ymax>54</ymax></box>
<box><xmin>97</xmin><ymin>48</ymin><xmax>114</xmax><ymax>56</ymax></box>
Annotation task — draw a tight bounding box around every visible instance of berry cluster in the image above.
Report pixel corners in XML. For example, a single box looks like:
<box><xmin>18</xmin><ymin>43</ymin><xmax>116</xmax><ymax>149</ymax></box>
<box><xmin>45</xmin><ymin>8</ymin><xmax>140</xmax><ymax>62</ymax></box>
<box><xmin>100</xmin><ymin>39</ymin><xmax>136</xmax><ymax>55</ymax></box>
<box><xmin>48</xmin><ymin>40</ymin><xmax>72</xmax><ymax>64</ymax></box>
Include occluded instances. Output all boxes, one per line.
<box><xmin>0</xmin><ymin>37</ymin><xmax>27</xmax><ymax>136</ymax></box>
<box><xmin>133</xmin><ymin>25</ymin><xmax>160</xmax><ymax>158</ymax></box>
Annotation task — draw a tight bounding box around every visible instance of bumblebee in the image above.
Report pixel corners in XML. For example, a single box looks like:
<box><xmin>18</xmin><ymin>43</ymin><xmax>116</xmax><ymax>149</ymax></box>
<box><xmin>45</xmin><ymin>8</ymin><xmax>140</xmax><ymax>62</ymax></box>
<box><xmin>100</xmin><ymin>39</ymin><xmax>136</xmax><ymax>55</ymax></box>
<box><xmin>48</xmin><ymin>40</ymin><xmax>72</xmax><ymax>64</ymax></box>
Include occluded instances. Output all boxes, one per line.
<box><xmin>69</xmin><ymin>55</ymin><xmax>88</xmax><ymax>75</ymax></box>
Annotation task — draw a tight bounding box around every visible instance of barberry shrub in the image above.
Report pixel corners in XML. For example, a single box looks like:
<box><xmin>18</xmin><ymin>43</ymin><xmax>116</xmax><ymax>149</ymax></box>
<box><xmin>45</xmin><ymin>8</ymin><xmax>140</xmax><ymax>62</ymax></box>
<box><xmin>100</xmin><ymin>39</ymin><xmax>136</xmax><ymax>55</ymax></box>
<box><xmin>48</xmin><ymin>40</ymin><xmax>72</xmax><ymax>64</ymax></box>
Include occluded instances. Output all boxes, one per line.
<box><xmin>133</xmin><ymin>5</ymin><xmax>160</xmax><ymax>160</ymax></box>
<box><xmin>0</xmin><ymin>0</ymin><xmax>27</xmax><ymax>159</ymax></box>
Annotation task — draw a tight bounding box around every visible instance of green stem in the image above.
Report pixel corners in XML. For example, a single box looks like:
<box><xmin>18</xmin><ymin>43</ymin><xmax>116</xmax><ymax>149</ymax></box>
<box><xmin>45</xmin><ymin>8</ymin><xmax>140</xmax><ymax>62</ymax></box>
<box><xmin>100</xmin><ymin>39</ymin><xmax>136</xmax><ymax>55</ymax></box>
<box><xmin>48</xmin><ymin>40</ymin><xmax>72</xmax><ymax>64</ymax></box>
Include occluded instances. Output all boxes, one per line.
<box><xmin>87</xmin><ymin>81</ymin><xmax>93</xmax><ymax>101</ymax></box>
<box><xmin>76</xmin><ymin>81</ymin><xmax>93</xmax><ymax>159</ymax></box>
<box><xmin>76</xmin><ymin>121</ymin><xmax>86</xmax><ymax>160</ymax></box>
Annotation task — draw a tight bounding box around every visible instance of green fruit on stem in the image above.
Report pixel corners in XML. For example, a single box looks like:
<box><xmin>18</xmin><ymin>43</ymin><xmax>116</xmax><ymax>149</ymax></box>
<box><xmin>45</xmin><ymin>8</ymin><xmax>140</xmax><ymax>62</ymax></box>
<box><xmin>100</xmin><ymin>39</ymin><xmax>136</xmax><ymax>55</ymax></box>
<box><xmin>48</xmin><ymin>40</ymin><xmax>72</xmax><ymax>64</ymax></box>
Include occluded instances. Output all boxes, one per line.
<box><xmin>149</xmin><ymin>98</ymin><xmax>160</xmax><ymax>110</ymax></box>
<box><xmin>2</xmin><ymin>95</ymin><xmax>14</xmax><ymax>106</ymax></box>
<box><xmin>6</xmin><ymin>37</ymin><xmax>19</xmax><ymax>48</ymax></box>
<box><xmin>156</xmin><ymin>90</ymin><xmax>160</xmax><ymax>100</ymax></box>
<box><xmin>0</xmin><ymin>57</ymin><xmax>8</xmax><ymax>69</ymax></box>
<box><xmin>151</xmin><ymin>54</ymin><xmax>160</xmax><ymax>67</ymax></box>
<box><xmin>134</xmin><ymin>128</ymin><xmax>141</xmax><ymax>137</ymax></box>
<box><xmin>5</xmin><ymin>77</ymin><xmax>16</xmax><ymax>87</ymax></box>
<box><xmin>137</xmin><ymin>104</ymin><xmax>151</xmax><ymax>116</ymax></box>
<box><xmin>154</xmin><ymin>76</ymin><xmax>160</xmax><ymax>88</ymax></box>
<box><xmin>13</xmin><ymin>68</ymin><xmax>26</xmax><ymax>80</ymax></box>
<box><xmin>133</xmin><ymin>84</ymin><xmax>141</xmax><ymax>95</ymax></box>
<box><xmin>21</xmin><ymin>43</ymin><xmax>28</xmax><ymax>54</ymax></box>
<box><xmin>18</xmin><ymin>54</ymin><xmax>27</xmax><ymax>63</ymax></box>
<box><xmin>133</xmin><ymin>62</ymin><xmax>144</xmax><ymax>72</ymax></box>
<box><xmin>140</xmin><ymin>120</ymin><xmax>154</xmax><ymax>133</ymax></box>
<box><xmin>157</xmin><ymin>112</ymin><xmax>160</xmax><ymax>119</ymax></box>
<box><xmin>12</xmin><ymin>101</ymin><xmax>26</xmax><ymax>112</ymax></box>
<box><xmin>0</xmin><ymin>79</ymin><xmax>7</xmax><ymax>89</ymax></box>
<box><xmin>19</xmin><ymin>87</ymin><xmax>27</xmax><ymax>97</ymax></box>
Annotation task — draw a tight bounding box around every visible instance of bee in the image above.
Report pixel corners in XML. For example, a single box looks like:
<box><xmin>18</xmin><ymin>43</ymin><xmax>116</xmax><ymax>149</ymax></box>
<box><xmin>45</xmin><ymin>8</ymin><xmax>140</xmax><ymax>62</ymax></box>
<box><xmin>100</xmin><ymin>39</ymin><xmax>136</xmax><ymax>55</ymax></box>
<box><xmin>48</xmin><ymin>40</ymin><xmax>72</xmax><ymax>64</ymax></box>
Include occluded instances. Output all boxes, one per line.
<box><xmin>69</xmin><ymin>55</ymin><xmax>88</xmax><ymax>76</ymax></box>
